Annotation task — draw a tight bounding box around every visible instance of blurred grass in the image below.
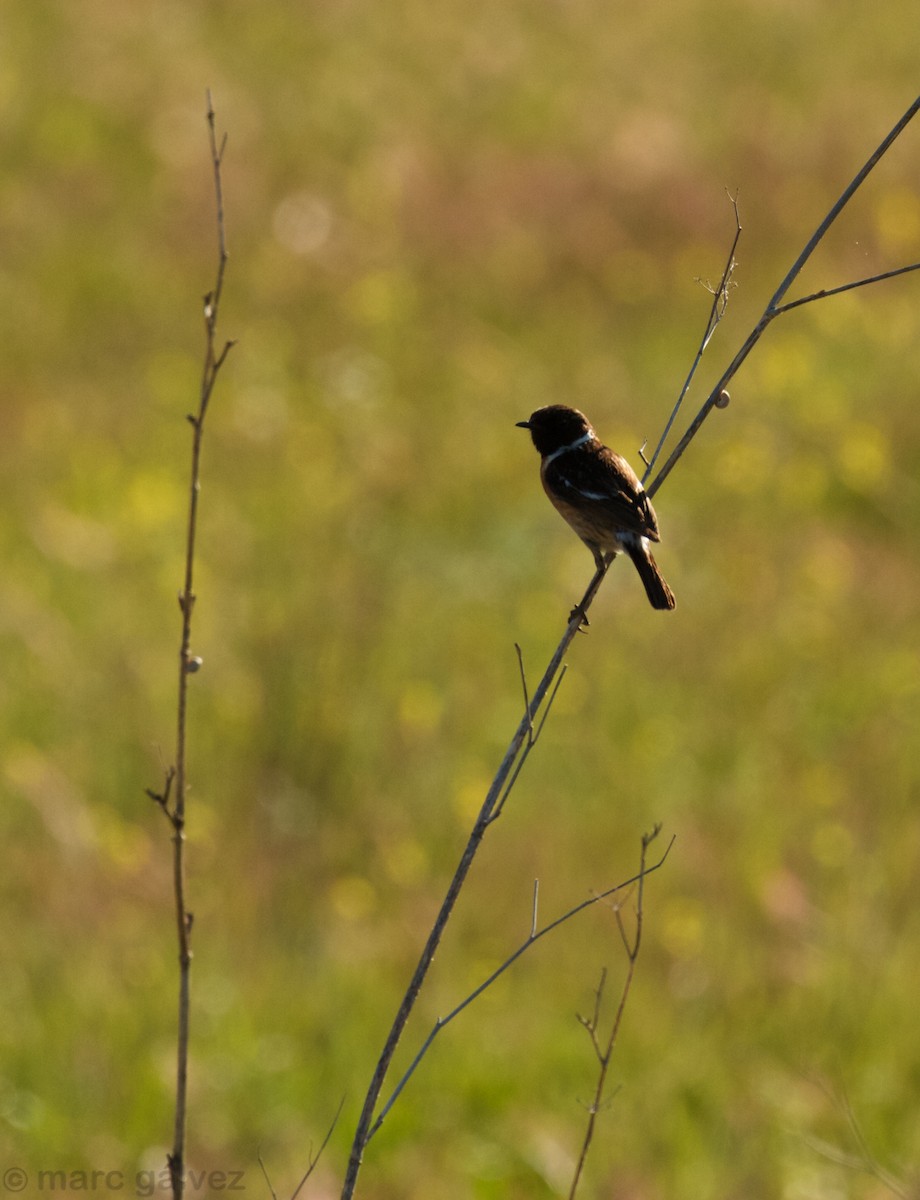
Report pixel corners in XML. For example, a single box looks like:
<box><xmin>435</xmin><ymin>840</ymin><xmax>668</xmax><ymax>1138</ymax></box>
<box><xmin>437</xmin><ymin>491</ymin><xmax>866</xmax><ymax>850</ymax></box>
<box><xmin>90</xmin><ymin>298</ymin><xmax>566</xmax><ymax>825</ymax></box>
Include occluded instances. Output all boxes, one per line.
<box><xmin>1</xmin><ymin>1</ymin><xmax>919</xmax><ymax>1197</ymax></box>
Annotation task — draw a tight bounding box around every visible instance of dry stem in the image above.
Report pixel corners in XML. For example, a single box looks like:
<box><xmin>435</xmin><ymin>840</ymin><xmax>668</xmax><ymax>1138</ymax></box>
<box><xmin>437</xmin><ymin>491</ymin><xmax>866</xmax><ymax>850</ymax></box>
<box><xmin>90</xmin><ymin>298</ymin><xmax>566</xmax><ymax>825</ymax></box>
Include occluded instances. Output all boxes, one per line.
<box><xmin>568</xmin><ymin>828</ymin><xmax>658</xmax><ymax>1198</ymax></box>
<box><xmin>339</xmin><ymin>95</ymin><xmax>920</xmax><ymax>1200</ymax></box>
<box><xmin>370</xmin><ymin>833</ymin><xmax>672</xmax><ymax>1140</ymax></box>
<box><xmin>149</xmin><ymin>92</ymin><xmax>234</xmax><ymax>1200</ymax></box>
<box><xmin>340</xmin><ymin>567</ymin><xmax>608</xmax><ymax>1198</ymax></box>
<box><xmin>647</xmin><ymin>95</ymin><xmax>920</xmax><ymax>500</ymax></box>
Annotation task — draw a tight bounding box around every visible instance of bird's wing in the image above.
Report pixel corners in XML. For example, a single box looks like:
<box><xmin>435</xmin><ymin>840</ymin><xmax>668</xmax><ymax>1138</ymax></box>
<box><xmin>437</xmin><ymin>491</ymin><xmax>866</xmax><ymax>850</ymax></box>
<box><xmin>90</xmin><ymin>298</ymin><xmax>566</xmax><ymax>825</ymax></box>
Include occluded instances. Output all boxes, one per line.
<box><xmin>545</xmin><ymin>445</ymin><xmax>660</xmax><ymax>540</ymax></box>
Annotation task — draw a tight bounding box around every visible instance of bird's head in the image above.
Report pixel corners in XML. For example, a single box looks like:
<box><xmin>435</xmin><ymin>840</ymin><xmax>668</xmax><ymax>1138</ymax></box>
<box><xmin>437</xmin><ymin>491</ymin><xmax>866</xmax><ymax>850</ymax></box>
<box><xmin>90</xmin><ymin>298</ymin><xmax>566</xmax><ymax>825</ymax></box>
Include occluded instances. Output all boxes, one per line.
<box><xmin>516</xmin><ymin>405</ymin><xmax>596</xmax><ymax>456</ymax></box>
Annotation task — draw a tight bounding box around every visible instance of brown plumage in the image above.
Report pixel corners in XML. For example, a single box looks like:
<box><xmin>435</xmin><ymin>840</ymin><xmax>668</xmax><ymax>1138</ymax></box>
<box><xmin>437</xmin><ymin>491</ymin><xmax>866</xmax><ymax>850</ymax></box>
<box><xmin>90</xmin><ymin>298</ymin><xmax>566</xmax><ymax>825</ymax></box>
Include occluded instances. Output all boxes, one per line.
<box><xmin>517</xmin><ymin>405</ymin><xmax>676</xmax><ymax>610</ymax></box>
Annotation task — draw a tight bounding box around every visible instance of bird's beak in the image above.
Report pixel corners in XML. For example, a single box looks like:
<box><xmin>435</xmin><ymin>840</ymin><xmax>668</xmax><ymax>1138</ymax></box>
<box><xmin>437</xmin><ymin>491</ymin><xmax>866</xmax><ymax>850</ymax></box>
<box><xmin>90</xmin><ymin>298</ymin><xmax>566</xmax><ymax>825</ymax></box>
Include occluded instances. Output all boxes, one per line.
<box><xmin>515</xmin><ymin>419</ymin><xmax>531</xmax><ymax>429</ymax></box>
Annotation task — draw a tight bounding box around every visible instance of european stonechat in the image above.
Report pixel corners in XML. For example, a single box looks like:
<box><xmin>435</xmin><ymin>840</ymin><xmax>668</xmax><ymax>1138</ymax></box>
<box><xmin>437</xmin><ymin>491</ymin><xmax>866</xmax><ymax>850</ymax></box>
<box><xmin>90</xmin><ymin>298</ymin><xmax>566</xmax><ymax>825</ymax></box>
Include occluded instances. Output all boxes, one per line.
<box><xmin>517</xmin><ymin>404</ymin><xmax>676</xmax><ymax>610</ymax></box>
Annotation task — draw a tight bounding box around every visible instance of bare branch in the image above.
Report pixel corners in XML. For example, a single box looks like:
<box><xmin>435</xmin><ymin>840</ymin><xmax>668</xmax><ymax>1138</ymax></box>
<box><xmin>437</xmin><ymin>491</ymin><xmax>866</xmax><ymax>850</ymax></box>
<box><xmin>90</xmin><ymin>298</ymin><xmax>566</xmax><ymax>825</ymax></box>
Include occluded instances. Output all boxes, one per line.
<box><xmin>648</xmin><ymin>94</ymin><xmax>920</xmax><ymax>501</ymax></box>
<box><xmin>146</xmin><ymin>765</ymin><xmax>177</xmax><ymax>819</ymax></box>
<box><xmin>644</xmin><ymin>189</ymin><xmax>742</xmax><ymax>483</ymax></box>
<box><xmin>773</xmin><ymin>260</ymin><xmax>920</xmax><ymax>316</ymax></box>
<box><xmin>290</xmin><ymin>1098</ymin><xmax>346</xmax><ymax>1200</ymax></box>
<box><xmin>801</xmin><ymin>1080</ymin><xmax>913</xmax><ymax>1199</ymax></box>
<box><xmin>568</xmin><ymin>829</ymin><xmax>661</xmax><ymax>1199</ymax></box>
<box><xmin>533</xmin><ymin>666</ymin><xmax>568</xmax><ymax>743</ymax></box>
<box><xmin>341</xmin><ymin>97</ymin><xmax>919</xmax><ymax>1198</ymax></box>
<box><xmin>257</xmin><ymin>1152</ymin><xmax>278</xmax><ymax>1200</ymax></box>
<box><xmin>366</xmin><ymin>837</ymin><xmax>673</xmax><ymax>1144</ymax></box>
<box><xmin>341</xmin><ymin>512</ymin><xmax>651</xmax><ymax>1198</ymax></box>
<box><xmin>515</xmin><ymin>643</ymin><xmax>534</xmax><ymax>745</ymax></box>
<box><xmin>575</xmin><ymin>968</ymin><xmax>608</xmax><ymax>1062</ymax></box>
<box><xmin>341</xmin><ymin>564</ymin><xmax>614</xmax><ymax>1196</ymax></box>
<box><xmin>490</xmin><ymin>663</ymin><xmax>567</xmax><ymax>825</ymax></box>
<box><xmin>156</xmin><ymin>94</ymin><xmax>234</xmax><ymax>1200</ymax></box>
<box><xmin>611</xmin><ymin>890</ymin><xmax>634</xmax><ymax>958</ymax></box>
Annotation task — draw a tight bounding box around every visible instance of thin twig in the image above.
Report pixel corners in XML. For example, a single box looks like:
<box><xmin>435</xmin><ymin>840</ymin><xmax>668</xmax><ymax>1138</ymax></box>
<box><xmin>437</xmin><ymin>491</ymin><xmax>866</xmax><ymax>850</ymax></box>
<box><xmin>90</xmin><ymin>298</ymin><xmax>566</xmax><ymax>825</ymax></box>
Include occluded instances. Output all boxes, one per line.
<box><xmin>515</xmin><ymin>643</ymin><xmax>534</xmax><ymax>744</ymax></box>
<box><xmin>156</xmin><ymin>92</ymin><xmax>234</xmax><ymax>1200</ymax></box>
<box><xmin>801</xmin><ymin>1080</ymin><xmax>912</xmax><ymax>1199</ymax></box>
<box><xmin>647</xmin><ymin>95</ymin><xmax>920</xmax><ymax>501</ymax></box>
<box><xmin>367</xmin><ymin>838</ymin><xmax>673</xmax><ymax>1141</ymax></box>
<box><xmin>568</xmin><ymin>827</ymin><xmax>659</xmax><ymax>1199</ymax></box>
<box><xmin>644</xmin><ymin>190</ymin><xmax>741</xmax><ymax>483</ymax></box>
<box><xmin>576</xmin><ymin>967</ymin><xmax>608</xmax><ymax>1061</ymax></box>
<box><xmin>773</xmin><ymin>260</ymin><xmax>920</xmax><ymax>316</ymax></box>
<box><xmin>490</xmin><ymin>663</ymin><xmax>567</xmax><ymax>825</ymax></box>
<box><xmin>288</xmin><ymin>1097</ymin><xmax>346</xmax><ymax>1200</ymax></box>
<box><xmin>257</xmin><ymin>1152</ymin><xmax>279</xmax><ymax>1200</ymax></box>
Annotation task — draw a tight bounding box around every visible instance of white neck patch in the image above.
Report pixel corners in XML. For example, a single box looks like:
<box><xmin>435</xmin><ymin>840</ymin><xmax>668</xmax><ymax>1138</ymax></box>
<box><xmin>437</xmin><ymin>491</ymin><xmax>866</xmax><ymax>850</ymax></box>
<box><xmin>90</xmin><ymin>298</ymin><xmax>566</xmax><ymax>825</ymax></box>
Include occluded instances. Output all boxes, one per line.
<box><xmin>543</xmin><ymin>429</ymin><xmax>594</xmax><ymax>465</ymax></box>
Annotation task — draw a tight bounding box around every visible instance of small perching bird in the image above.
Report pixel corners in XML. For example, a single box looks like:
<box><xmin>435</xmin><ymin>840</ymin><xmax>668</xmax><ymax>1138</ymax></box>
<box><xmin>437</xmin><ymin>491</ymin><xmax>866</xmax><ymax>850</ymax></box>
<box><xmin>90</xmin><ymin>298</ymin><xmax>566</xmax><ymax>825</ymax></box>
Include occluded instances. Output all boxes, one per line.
<box><xmin>517</xmin><ymin>404</ymin><xmax>676</xmax><ymax>611</ymax></box>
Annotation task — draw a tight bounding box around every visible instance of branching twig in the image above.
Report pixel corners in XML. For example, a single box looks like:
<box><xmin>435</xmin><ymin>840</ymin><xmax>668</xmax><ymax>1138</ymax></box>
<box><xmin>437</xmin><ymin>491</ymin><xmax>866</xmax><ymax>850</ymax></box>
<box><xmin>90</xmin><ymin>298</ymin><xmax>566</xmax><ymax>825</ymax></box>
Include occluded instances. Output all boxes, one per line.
<box><xmin>644</xmin><ymin>189</ymin><xmax>741</xmax><ymax>483</ymax></box>
<box><xmin>340</xmin><ymin>97</ymin><xmax>920</xmax><ymax>1200</ymax></box>
<box><xmin>568</xmin><ymin>827</ymin><xmax>659</xmax><ymax>1199</ymax></box>
<box><xmin>800</xmin><ymin>1080</ymin><xmax>913</xmax><ymax>1199</ymax></box>
<box><xmin>490</xmin><ymin>646</ymin><xmax>567</xmax><ymax>824</ymax></box>
<box><xmin>647</xmin><ymin>94</ymin><xmax>920</xmax><ymax>501</ymax></box>
<box><xmin>340</xmin><ymin>559</ymin><xmax>616</xmax><ymax>1198</ymax></box>
<box><xmin>772</xmin><ymin>260</ymin><xmax>920</xmax><ymax>316</ymax></box>
<box><xmin>367</xmin><ymin>835</ymin><xmax>673</xmax><ymax>1141</ymax></box>
<box><xmin>259</xmin><ymin>1097</ymin><xmax>345</xmax><ymax>1200</ymax></box>
<box><xmin>152</xmin><ymin>92</ymin><xmax>235</xmax><ymax>1200</ymax></box>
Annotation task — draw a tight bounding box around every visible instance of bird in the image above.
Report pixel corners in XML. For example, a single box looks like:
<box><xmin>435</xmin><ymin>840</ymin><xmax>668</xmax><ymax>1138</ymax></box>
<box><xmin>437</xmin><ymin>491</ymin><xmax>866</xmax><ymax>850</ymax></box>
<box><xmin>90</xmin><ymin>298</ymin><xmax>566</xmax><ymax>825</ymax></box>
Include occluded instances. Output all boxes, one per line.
<box><xmin>517</xmin><ymin>404</ymin><xmax>676</xmax><ymax>611</ymax></box>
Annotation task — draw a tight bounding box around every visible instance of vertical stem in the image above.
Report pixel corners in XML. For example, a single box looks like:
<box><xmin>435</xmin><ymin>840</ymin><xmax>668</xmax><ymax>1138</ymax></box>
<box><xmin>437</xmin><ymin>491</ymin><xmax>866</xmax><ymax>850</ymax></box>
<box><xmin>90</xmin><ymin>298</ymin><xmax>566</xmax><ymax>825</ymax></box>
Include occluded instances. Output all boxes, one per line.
<box><xmin>165</xmin><ymin>93</ymin><xmax>232</xmax><ymax>1200</ymax></box>
<box><xmin>167</xmin><ymin>420</ymin><xmax>203</xmax><ymax>1200</ymax></box>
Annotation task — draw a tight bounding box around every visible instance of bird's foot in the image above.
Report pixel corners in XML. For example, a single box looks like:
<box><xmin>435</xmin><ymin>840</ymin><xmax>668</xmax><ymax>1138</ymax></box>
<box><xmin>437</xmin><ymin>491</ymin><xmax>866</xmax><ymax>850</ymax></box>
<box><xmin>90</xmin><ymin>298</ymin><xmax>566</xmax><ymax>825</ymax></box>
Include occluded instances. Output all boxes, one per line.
<box><xmin>568</xmin><ymin>603</ymin><xmax>590</xmax><ymax>632</ymax></box>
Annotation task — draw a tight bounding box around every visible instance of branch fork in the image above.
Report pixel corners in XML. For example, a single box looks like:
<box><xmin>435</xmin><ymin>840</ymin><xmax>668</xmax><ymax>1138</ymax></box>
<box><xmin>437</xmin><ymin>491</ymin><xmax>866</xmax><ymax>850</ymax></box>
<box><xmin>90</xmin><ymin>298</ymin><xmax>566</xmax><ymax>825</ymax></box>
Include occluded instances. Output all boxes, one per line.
<box><xmin>339</xmin><ymin>95</ymin><xmax>920</xmax><ymax>1200</ymax></box>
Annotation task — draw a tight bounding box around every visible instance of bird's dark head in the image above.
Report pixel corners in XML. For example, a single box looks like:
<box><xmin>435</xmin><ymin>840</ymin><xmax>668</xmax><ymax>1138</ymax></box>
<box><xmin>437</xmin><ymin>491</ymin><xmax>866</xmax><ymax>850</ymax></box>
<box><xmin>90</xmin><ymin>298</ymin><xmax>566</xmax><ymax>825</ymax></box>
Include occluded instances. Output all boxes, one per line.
<box><xmin>516</xmin><ymin>405</ymin><xmax>596</xmax><ymax>456</ymax></box>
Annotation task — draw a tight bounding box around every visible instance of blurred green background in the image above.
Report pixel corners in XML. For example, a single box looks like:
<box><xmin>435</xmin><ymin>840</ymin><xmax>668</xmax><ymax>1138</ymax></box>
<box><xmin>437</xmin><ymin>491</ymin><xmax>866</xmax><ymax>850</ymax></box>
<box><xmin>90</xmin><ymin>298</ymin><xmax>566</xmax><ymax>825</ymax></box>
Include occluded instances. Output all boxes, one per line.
<box><xmin>2</xmin><ymin>2</ymin><xmax>919</xmax><ymax>1197</ymax></box>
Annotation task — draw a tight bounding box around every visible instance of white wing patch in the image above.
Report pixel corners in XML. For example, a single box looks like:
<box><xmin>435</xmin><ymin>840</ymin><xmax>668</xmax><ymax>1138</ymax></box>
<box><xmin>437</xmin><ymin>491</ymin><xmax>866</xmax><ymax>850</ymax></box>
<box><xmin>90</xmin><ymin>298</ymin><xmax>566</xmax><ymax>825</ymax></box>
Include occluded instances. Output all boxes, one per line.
<box><xmin>556</xmin><ymin>470</ymin><xmax>622</xmax><ymax>503</ymax></box>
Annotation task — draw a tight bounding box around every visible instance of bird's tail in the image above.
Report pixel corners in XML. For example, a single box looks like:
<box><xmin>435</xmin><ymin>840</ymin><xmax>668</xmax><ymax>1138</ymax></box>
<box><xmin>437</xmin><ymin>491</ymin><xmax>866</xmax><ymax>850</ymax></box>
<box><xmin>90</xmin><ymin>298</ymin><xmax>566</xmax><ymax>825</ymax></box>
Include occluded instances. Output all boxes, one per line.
<box><xmin>624</xmin><ymin>539</ymin><xmax>676</xmax><ymax>610</ymax></box>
